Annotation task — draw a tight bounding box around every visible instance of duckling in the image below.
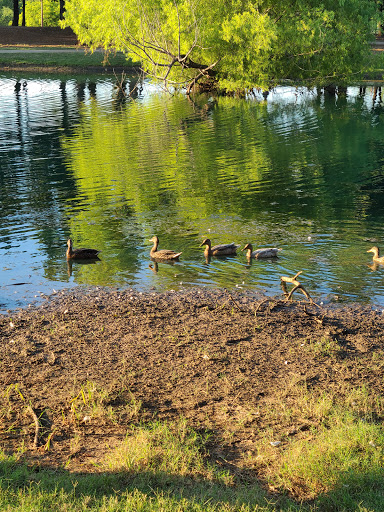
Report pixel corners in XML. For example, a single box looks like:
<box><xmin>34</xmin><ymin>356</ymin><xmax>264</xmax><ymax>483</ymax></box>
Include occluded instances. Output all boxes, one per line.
<box><xmin>242</xmin><ymin>243</ymin><xmax>281</xmax><ymax>260</ymax></box>
<box><xmin>200</xmin><ymin>238</ymin><xmax>240</xmax><ymax>257</ymax></box>
<box><xmin>149</xmin><ymin>235</ymin><xmax>182</xmax><ymax>261</ymax></box>
<box><xmin>367</xmin><ymin>246</ymin><xmax>384</xmax><ymax>264</ymax></box>
<box><xmin>66</xmin><ymin>238</ymin><xmax>100</xmax><ymax>260</ymax></box>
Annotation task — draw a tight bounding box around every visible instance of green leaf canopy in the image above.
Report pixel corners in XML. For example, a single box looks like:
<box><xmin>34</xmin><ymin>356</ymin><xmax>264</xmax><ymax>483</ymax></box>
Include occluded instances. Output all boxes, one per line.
<box><xmin>62</xmin><ymin>0</ymin><xmax>378</xmax><ymax>91</ymax></box>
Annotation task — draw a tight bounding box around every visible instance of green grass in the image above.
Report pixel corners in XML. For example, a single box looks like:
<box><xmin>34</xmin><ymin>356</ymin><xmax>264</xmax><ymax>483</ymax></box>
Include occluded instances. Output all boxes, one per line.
<box><xmin>2</xmin><ymin>402</ymin><xmax>384</xmax><ymax>511</ymax></box>
<box><xmin>0</xmin><ymin>426</ymin><xmax>295</xmax><ymax>512</ymax></box>
<box><xmin>3</xmin><ymin>380</ymin><xmax>384</xmax><ymax>511</ymax></box>
<box><xmin>0</xmin><ymin>47</ymin><xmax>138</xmax><ymax>70</ymax></box>
<box><xmin>1</xmin><ymin>46</ymin><xmax>383</xmax><ymax>82</ymax></box>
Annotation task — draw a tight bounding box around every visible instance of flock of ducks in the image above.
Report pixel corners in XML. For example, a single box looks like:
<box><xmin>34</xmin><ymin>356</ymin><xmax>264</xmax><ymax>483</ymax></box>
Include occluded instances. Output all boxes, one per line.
<box><xmin>66</xmin><ymin>236</ymin><xmax>281</xmax><ymax>262</ymax></box>
<box><xmin>66</xmin><ymin>238</ymin><xmax>384</xmax><ymax>269</ymax></box>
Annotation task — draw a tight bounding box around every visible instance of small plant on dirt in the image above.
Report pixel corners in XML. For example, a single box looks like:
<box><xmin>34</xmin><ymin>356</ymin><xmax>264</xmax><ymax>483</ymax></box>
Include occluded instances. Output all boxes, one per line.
<box><xmin>69</xmin><ymin>381</ymin><xmax>141</xmax><ymax>425</ymax></box>
<box><xmin>307</xmin><ymin>336</ymin><xmax>342</xmax><ymax>357</ymax></box>
<box><xmin>123</xmin><ymin>392</ymin><xmax>142</xmax><ymax>421</ymax></box>
<box><xmin>70</xmin><ymin>433</ymin><xmax>82</xmax><ymax>455</ymax></box>
<box><xmin>70</xmin><ymin>381</ymin><xmax>109</xmax><ymax>423</ymax></box>
<box><xmin>0</xmin><ymin>384</ymin><xmax>30</xmax><ymax>443</ymax></box>
<box><xmin>43</xmin><ymin>430</ymin><xmax>56</xmax><ymax>452</ymax></box>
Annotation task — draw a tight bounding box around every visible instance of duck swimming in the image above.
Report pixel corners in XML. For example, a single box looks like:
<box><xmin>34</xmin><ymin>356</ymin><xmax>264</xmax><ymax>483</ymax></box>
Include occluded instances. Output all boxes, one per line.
<box><xmin>149</xmin><ymin>235</ymin><xmax>182</xmax><ymax>261</ymax></box>
<box><xmin>66</xmin><ymin>239</ymin><xmax>101</xmax><ymax>260</ymax></box>
<box><xmin>242</xmin><ymin>243</ymin><xmax>281</xmax><ymax>259</ymax></box>
<box><xmin>199</xmin><ymin>238</ymin><xmax>240</xmax><ymax>257</ymax></box>
<box><xmin>367</xmin><ymin>246</ymin><xmax>384</xmax><ymax>264</ymax></box>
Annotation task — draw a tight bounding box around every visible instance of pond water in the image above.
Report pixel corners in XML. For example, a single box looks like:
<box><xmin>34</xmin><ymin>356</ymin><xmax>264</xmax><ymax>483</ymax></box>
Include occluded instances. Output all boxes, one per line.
<box><xmin>1</xmin><ymin>72</ymin><xmax>384</xmax><ymax>311</ymax></box>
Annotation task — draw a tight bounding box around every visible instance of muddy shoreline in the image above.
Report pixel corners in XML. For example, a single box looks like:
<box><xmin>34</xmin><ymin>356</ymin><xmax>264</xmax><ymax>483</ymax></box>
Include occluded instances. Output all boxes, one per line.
<box><xmin>1</xmin><ymin>286</ymin><xmax>383</xmax><ymax>496</ymax></box>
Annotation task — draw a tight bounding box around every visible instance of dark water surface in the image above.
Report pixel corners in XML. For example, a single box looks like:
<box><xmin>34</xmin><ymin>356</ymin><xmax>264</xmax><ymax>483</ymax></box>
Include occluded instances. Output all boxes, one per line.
<box><xmin>1</xmin><ymin>73</ymin><xmax>384</xmax><ymax>311</ymax></box>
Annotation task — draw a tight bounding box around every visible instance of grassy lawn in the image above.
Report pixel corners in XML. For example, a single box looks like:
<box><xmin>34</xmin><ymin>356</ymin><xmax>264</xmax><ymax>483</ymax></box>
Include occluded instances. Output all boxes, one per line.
<box><xmin>0</xmin><ymin>45</ymin><xmax>383</xmax><ymax>79</ymax></box>
<box><xmin>0</xmin><ymin>47</ymin><xmax>138</xmax><ymax>69</ymax></box>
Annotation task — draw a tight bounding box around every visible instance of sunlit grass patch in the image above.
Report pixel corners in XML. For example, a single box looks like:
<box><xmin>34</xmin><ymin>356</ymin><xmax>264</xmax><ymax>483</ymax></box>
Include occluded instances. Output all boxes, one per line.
<box><xmin>238</xmin><ymin>377</ymin><xmax>384</xmax><ymax>507</ymax></box>
<box><xmin>2</xmin><ymin>409</ymin><xmax>384</xmax><ymax>510</ymax></box>
<box><xmin>305</xmin><ymin>336</ymin><xmax>343</xmax><ymax>358</ymax></box>
<box><xmin>3</xmin><ymin>377</ymin><xmax>384</xmax><ymax>510</ymax></box>
<box><xmin>260</xmin><ymin>375</ymin><xmax>335</xmax><ymax>426</ymax></box>
<box><xmin>270</xmin><ymin>409</ymin><xmax>384</xmax><ymax>500</ymax></box>
<box><xmin>0</xmin><ymin>440</ymin><xmax>287</xmax><ymax>512</ymax></box>
<box><xmin>104</xmin><ymin>417</ymin><xmax>232</xmax><ymax>484</ymax></box>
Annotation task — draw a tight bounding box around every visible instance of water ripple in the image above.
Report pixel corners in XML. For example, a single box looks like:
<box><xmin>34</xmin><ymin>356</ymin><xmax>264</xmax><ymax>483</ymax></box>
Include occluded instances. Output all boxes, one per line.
<box><xmin>0</xmin><ymin>79</ymin><xmax>384</xmax><ymax>310</ymax></box>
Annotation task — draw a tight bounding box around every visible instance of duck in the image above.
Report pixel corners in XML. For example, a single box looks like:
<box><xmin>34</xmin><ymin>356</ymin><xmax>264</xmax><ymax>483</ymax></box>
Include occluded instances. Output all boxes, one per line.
<box><xmin>367</xmin><ymin>246</ymin><xmax>384</xmax><ymax>264</ymax></box>
<box><xmin>149</xmin><ymin>235</ymin><xmax>182</xmax><ymax>260</ymax></box>
<box><xmin>199</xmin><ymin>238</ymin><xmax>240</xmax><ymax>257</ymax></box>
<box><xmin>66</xmin><ymin>238</ymin><xmax>101</xmax><ymax>260</ymax></box>
<box><xmin>242</xmin><ymin>243</ymin><xmax>281</xmax><ymax>260</ymax></box>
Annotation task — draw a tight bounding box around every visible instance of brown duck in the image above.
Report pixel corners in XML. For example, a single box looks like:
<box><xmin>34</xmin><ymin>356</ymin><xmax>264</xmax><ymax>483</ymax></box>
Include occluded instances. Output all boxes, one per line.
<box><xmin>242</xmin><ymin>243</ymin><xmax>281</xmax><ymax>259</ymax></box>
<box><xmin>200</xmin><ymin>238</ymin><xmax>239</xmax><ymax>257</ymax></box>
<box><xmin>149</xmin><ymin>235</ymin><xmax>182</xmax><ymax>260</ymax></box>
<box><xmin>66</xmin><ymin>238</ymin><xmax>101</xmax><ymax>260</ymax></box>
<box><xmin>367</xmin><ymin>246</ymin><xmax>384</xmax><ymax>264</ymax></box>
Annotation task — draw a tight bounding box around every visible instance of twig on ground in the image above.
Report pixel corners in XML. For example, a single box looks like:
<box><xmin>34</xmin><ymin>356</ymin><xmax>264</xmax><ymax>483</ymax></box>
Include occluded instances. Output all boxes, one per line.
<box><xmin>303</xmin><ymin>304</ymin><xmax>325</xmax><ymax>324</ymax></box>
<box><xmin>223</xmin><ymin>289</ymin><xmax>244</xmax><ymax>312</ymax></box>
<box><xmin>254</xmin><ymin>297</ymin><xmax>281</xmax><ymax>314</ymax></box>
<box><xmin>27</xmin><ymin>405</ymin><xmax>40</xmax><ymax>449</ymax></box>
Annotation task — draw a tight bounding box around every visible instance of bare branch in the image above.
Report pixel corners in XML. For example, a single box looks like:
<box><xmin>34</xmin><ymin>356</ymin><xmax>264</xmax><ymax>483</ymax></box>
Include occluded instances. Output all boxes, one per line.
<box><xmin>280</xmin><ymin>271</ymin><xmax>314</xmax><ymax>303</ymax></box>
<box><xmin>173</xmin><ymin>0</ymin><xmax>181</xmax><ymax>59</ymax></box>
<box><xmin>186</xmin><ymin>59</ymin><xmax>219</xmax><ymax>94</ymax></box>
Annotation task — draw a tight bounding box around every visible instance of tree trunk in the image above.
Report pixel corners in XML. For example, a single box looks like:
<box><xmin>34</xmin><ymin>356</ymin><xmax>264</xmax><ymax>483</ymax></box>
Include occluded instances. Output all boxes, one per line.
<box><xmin>12</xmin><ymin>0</ymin><xmax>19</xmax><ymax>26</ymax></box>
<box><xmin>22</xmin><ymin>0</ymin><xmax>25</xmax><ymax>26</ymax></box>
<box><xmin>59</xmin><ymin>0</ymin><xmax>65</xmax><ymax>20</ymax></box>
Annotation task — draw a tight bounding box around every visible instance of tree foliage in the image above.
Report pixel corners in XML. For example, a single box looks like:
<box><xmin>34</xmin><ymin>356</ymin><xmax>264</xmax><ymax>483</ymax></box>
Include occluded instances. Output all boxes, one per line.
<box><xmin>21</xmin><ymin>0</ymin><xmax>60</xmax><ymax>26</ymax></box>
<box><xmin>62</xmin><ymin>0</ymin><xmax>379</xmax><ymax>92</ymax></box>
<box><xmin>0</xmin><ymin>0</ymin><xmax>11</xmax><ymax>25</ymax></box>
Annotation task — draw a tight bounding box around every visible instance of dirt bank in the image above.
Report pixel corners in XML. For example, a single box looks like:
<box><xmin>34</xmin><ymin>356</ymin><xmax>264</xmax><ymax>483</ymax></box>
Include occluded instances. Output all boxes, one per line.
<box><xmin>0</xmin><ymin>287</ymin><xmax>383</xmax><ymax>495</ymax></box>
<box><xmin>0</xmin><ymin>26</ymin><xmax>78</xmax><ymax>46</ymax></box>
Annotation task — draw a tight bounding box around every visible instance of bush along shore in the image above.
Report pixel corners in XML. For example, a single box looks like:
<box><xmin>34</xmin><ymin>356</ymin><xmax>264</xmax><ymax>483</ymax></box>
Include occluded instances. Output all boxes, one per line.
<box><xmin>1</xmin><ymin>286</ymin><xmax>384</xmax><ymax>511</ymax></box>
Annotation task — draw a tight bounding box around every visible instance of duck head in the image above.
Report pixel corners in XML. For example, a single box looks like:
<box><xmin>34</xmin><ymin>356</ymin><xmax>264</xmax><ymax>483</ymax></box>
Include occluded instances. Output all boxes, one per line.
<box><xmin>242</xmin><ymin>243</ymin><xmax>252</xmax><ymax>252</ymax></box>
<box><xmin>199</xmin><ymin>238</ymin><xmax>211</xmax><ymax>248</ymax></box>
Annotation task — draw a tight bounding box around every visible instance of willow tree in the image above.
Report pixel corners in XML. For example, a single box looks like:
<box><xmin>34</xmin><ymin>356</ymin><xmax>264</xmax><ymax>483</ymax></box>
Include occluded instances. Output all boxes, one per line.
<box><xmin>62</xmin><ymin>0</ymin><xmax>378</xmax><ymax>92</ymax></box>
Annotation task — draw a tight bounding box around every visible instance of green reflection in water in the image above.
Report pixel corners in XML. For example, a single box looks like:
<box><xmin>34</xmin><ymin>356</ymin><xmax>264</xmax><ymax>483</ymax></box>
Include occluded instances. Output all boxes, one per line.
<box><xmin>52</xmin><ymin>86</ymin><xmax>384</xmax><ymax>302</ymax></box>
